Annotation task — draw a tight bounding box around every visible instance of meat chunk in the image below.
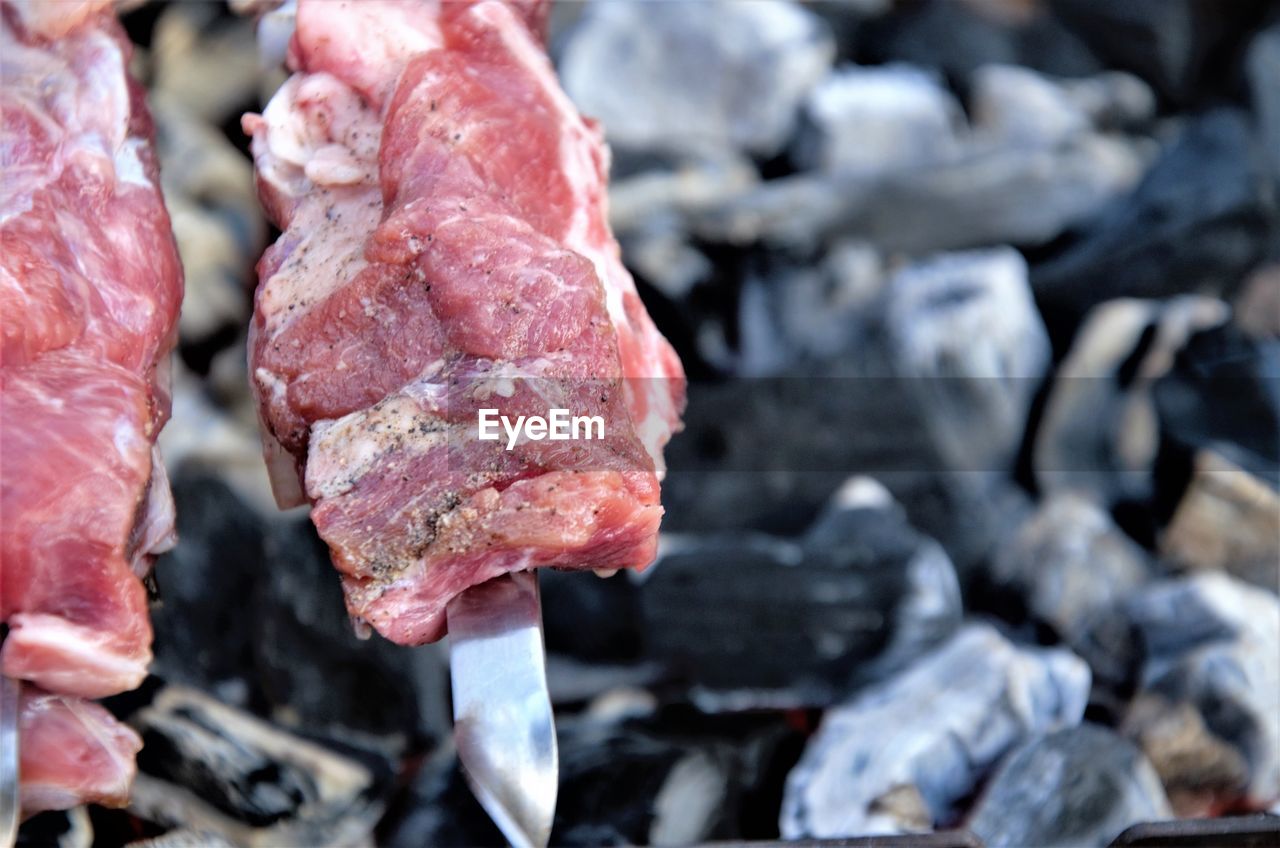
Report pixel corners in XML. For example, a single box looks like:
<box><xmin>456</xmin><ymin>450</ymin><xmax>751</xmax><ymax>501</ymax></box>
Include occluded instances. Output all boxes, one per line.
<box><xmin>245</xmin><ymin>0</ymin><xmax>684</xmax><ymax>644</ymax></box>
<box><xmin>16</xmin><ymin>685</ymin><xmax>143</xmax><ymax>816</ymax></box>
<box><xmin>1</xmin><ymin>0</ymin><xmax>182</xmax><ymax>814</ymax></box>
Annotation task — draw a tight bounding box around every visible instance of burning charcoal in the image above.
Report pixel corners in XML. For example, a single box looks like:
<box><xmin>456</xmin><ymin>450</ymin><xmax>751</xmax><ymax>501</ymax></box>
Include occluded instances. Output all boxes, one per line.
<box><xmin>1034</xmin><ymin>296</ymin><xmax>1230</xmax><ymax>506</ymax></box>
<box><xmin>990</xmin><ymin>492</ymin><xmax>1152</xmax><ymax>643</ymax></box>
<box><xmin>1033</xmin><ymin>110</ymin><xmax>1273</xmax><ymax>329</ymax></box>
<box><xmin>1125</xmin><ymin>574</ymin><xmax>1280</xmax><ymax>806</ymax></box>
<box><xmin>253</xmin><ymin>518</ymin><xmax>451</xmax><ymax>746</ymax></box>
<box><xmin>780</xmin><ymin>623</ymin><xmax>1090</xmax><ymax>838</ymax></box>
<box><xmin>641</xmin><ymin>478</ymin><xmax>962</xmax><ymax>708</ymax></box>
<box><xmin>1051</xmin><ymin>0</ymin><xmax>1272</xmax><ymax>105</ymax></box>
<box><xmin>1160</xmin><ymin>450</ymin><xmax>1280</xmax><ymax>592</ymax></box>
<box><xmin>1153</xmin><ymin>322</ymin><xmax>1280</xmax><ymax>487</ymax></box>
<box><xmin>970</xmin><ymin>64</ymin><xmax>1155</xmax><ymax>147</ymax></box>
<box><xmin>885</xmin><ymin>248</ymin><xmax>1050</xmax><ymax>474</ymax></box>
<box><xmin>688</xmin><ymin>135</ymin><xmax>1146</xmax><ymax>252</ymax></box>
<box><xmin>150</xmin><ymin>470</ymin><xmax>265</xmax><ymax>701</ymax></box>
<box><xmin>791</xmin><ymin>64</ymin><xmax>964</xmax><ymax>173</ymax></box>
<box><xmin>559</xmin><ymin>0</ymin><xmax>834</xmax><ymax>158</ymax></box>
<box><xmin>968</xmin><ymin>725</ymin><xmax>1171</xmax><ymax>848</ymax></box>
<box><xmin>1121</xmin><ymin>693</ymin><xmax>1251</xmax><ymax>817</ymax></box>
<box><xmin>126</xmin><ymin>686</ymin><xmax>382</xmax><ymax>846</ymax></box>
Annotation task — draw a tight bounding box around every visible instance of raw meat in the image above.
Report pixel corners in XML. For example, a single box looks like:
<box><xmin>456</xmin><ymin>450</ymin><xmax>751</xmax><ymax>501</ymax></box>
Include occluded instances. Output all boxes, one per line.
<box><xmin>16</xmin><ymin>686</ymin><xmax>143</xmax><ymax>816</ymax></box>
<box><xmin>245</xmin><ymin>0</ymin><xmax>684</xmax><ymax>644</ymax></box>
<box><xmin>1</xmin><ymin>0</ymin><xmax>182</xmax><ymax>813</ymax></box>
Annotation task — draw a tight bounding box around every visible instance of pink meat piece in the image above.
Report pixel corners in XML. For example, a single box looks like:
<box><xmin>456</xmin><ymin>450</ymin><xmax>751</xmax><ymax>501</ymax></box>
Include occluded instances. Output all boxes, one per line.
<box><xmin>1</xmin><ymin>0</ymin><xmax>182</xmax><ymax>814</ymax></box>
<box><xmin>16</xmin><ymin>684</ymin><xmax>143</xmax><ymax>816</ymax></box>
<box><xmin>245</xmin><ymin>0</ymin><xmax>685</xmax><ymax>644</ymax></box>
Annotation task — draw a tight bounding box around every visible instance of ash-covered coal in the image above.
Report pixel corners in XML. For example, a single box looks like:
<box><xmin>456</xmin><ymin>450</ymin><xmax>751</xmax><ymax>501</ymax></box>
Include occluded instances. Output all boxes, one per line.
<box><xmin>384</xmin><ymin>712</ymin><xmax>803</xmax><ymax>847</ymax></box>
<box><xmin>968</xmin><ymin>724</ymin><xmax>1171</xmax><ymax>848</ymax></box>
<box><xmin>780</xmin><ymin>623</ymin><xmax>1091</xmax><ymax>838</ymax></box>
<box><xmin>1124</xmin><ymin>574</ymin><xmax>1280</xmax><ymax>809</ymax></box>
<box><xmin>642</xmin><ymin>478</ymin><xmax>962</xmax><ymax>708</ymax></box>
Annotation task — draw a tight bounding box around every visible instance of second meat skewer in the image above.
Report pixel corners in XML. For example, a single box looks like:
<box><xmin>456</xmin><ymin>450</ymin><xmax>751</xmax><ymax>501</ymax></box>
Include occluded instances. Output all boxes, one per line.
<box><xmin>242</xmin><ymin>0</ymin><xmax>687</xmax><ymax>838</ymax></box>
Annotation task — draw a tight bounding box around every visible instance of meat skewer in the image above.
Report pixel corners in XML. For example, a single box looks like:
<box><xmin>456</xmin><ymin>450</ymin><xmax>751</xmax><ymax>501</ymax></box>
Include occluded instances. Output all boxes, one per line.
<box><xmin>243</xmin><ymin>0</ymin><xmax>685</xmax><ymax>838</ymax></box>
<box><xmin>1</xmin><ymin>0</ymin><xmax>183</xmax><ymax>823</ymax></box>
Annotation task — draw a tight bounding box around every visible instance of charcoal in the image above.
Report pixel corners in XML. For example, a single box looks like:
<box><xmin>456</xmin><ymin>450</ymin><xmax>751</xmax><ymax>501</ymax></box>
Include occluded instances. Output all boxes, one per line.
<box><xmin>1249</xmin><ymin>25</ymin><xmax>1280</xmax><ymax>190</ymax></box>
<box><xmin>968</xmin><ymin>725</ymin><xmax>1171</xmax><ymax>848</ymax></box>
<box><xmin>252</xmin><ymin>517</ymin><xmax>450</xmax><ymax>746</ymax></box>
<box><xmin>128</xmin><ymin>831</ymin><xmax>239</xmax><ymax>848</ymax></box>
<box><xmin>553</xmin><ymin>721</ymin><xmax>736</xmax><ymax>846</ymax></box>
<box><xmin>885</xmin><ymin>248</ymin><xmax>1050</xmax><ymax>473</ymax></box>
<box><xmin>879</xmin><ymin>470</ymin><xmax>1032</xmax><ymax>581</ymax></box>
<box><xmin>1034</xmin><ymin>296</ymin><xmax>1230</xmax><ymax>506</ymax></box>
<box><xmin>146</xmin><ymin>4</ymin><xmax>264</xmax><ymax>352</ymax></box>
<box><xmin>545</xmin><ymin>655</ymin><xmax>664</xmax><ymax>706</ymax></box>
<box><xmin>16</xmin><ymin>807</ymin><xmax>92</xmax><ymax>848</ymax></box>
<box><xmin>541</xmin><ymin>568</ymin><xmax>643</xmax><ymax>663</ymax></box>
<box><xmin>730</xmin><ymin>243</ymin><xmax>885</xmax><ymax>374</ymax></box>
<box><xmin>609</xmin><ymin>154</ymin><xmax>760</xmax><ymax>235</ymax></box>
<box><xmin>1121</xmin><ymin>693</ymin><xmax>1250</xmax><ymax>817</ymax></box>
<box><xmin>661</xmin><ymin>248</ymin><xmax>1044</xmax><ymax>543</ymax></box>
<box><xmin>990</xmin><ymin>492</ymin><xmax>1152</xmax><ymax>644</ymax></box>
<box><xmin>780</xmin><ymin>623</ymin><xmax>1090</xmax><ymax>838</ymax></box>
<box><xmin>379</xmin><ymin>742</ymin><xmax>505</xmax><ymax>848</ymax></box>
<box><xmin>1160</xmin><ymin>450</ymin><xmax>1279</xmax><ymax>592</ymax></box>
<box><xmin>853</xmin><ymin>2</ymin><xmax>1106</xmax><ymax>79</ymax></box>
<box><xmin>385</xmin><ymin>721</ymin><xmax>745</xmax><ymax>848</ymax></box>
<box><xmin>126</xmin><ymin>686</ymin><xmax>382</xmax><ymax>846</ymax></box>
<box><xmin>855</xmin><ymin>0</ymin><xmax>1019</xmax><ymax>81</ymax></box>
<box><xmin>153</xmin><ymin>95</ymin><xmax>262</xmax><ymax>349</ymax></box>
<box><xmin>688</xmin><ymin>135</ymin><xmax>1146</xmax><ymax>253</ymax></box>
<box><xmin>1051</xmin><ymin>0</ymin><xmax>1273</xmax><ymax>105</ymax></box>
<box><xmin>1033</xmin><ymin>109</ymin><xmax>1273</xmax><ymax>332</ymax></box>
<box><xmin>970</xmin><ymin>64</ymin><xmax>1155</xmax><ymax>147</ymax></box>
<box><xmin>1152</xmin><ymin>322</ymin><xmax>1280</xmax><ymax>487</ymax></box>
<box><xmin>1125</xmin><ymin>574</ymin><xmax>1280</xmax><ymax>805</ymax></box>
<box><xmin>150</xmin><ymin>470</ymin><xmax>264</xmax><ymax>700</ymax></box>
<box><xmin>1235</xmin><ymin>265</ymin><xmax>1280</xmax><ymax>340</ymax></box>
<box><xmin>641</xmin><ymin>477</ymin><xmax>961</xmax><ymax>708</ymax></box>
<box><xmin>159</xmin><ymin>363</ymin><xmax>278</xmax><ymax>513</ymax></box>
<box><xmin>791</xmin><ymin>64</ymin><xmax>963</xmax><ymax>173</ymax></box>
<box><xmin>559</xmin><ymin>0</ymin><xmax>833</xmax><ymax>158</ymax></box>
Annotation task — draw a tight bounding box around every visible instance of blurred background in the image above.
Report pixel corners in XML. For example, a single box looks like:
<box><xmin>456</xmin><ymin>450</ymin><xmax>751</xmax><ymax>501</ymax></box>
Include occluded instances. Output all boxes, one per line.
<box><xmin>18</xmin><ymin>0</ymin><xmax>1279</xmax><ymax>845</ymax></box>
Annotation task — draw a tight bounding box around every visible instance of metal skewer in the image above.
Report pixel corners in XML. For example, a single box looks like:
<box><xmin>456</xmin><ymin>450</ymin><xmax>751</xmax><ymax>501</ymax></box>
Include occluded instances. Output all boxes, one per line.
<box><xmin>1</xmin><ymin>674</ymin><xmax>20</xmax><ymax>848</ymax></box>
<box><xmin>447</xmin><ymin>571</ymin><xmax>558</xmax><ymax>848</ymax></box>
